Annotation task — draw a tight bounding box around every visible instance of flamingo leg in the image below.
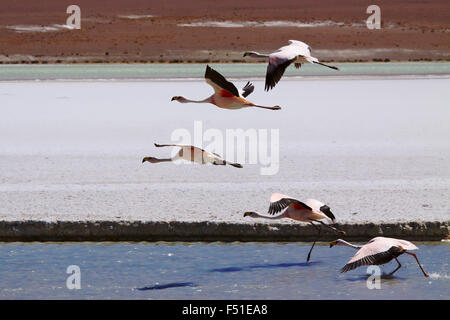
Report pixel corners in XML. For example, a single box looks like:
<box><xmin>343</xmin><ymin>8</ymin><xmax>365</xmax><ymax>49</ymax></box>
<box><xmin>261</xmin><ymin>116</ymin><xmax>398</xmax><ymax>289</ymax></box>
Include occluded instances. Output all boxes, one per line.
<box><xmin>307</xmin><ymin>222</ymin><xmax>321</xmax><ymax>263</ymax></box>
<box><xmin>404</xmin><ymin>251</ymin><xmax>430</xmax><ymax>277</ymax></box>
<box><xmin>388</xmin><ymin>257</ymin><xmax>402</xmax><ymax>277</ymax></box>
<box><xmin>309</xmin><ymin>219</ymin><xmax>346</xmax><ymax>235</ymax></box>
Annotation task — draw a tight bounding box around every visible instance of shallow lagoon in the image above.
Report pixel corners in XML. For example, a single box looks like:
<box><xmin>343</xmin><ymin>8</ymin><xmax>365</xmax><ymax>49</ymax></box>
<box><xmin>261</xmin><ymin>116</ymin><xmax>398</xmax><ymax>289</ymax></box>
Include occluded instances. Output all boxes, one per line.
<box><xmin>0</xmin><ymin>242</ymin><xmax>448</xmax><ymax>299</ymax></box>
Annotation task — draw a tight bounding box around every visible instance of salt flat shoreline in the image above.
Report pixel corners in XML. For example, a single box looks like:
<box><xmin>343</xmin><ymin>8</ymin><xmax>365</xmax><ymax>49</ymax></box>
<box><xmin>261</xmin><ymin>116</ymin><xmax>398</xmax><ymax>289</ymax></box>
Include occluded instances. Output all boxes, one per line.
<box><xmin>0</xmin><ymin>220</ymin><xmax>448</xmax><ymax>242</ymax></box>
<box><xmin>1</xmin><ymin>1</ymin><xmax>449</xmax><ymax>63</ymax></box>
<box><xmin>1</xmin><ymin>57</ymin><xmax>449</xmax><ymax>65</ymax></box>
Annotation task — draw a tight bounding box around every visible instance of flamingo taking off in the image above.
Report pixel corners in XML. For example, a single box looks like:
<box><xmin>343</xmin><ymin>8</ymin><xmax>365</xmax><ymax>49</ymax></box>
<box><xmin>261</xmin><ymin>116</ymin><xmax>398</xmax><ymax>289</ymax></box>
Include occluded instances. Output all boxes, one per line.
<box><xmin>330</xmin><ymin>237</ymin><xmax>429</xmax><ymax>277</ymax></box>
<box><xmin>171</xmin><ymin>65</ymin><xmax>281</xmax><ymax>110</ymax></box>
<box><xmin>142</xmin><ymin>143</ymin><xmax>243</xmax><ymax>168</ymax></box>
<box><xmin>243</xmin><ymin>40</ymin><xmax>339</xmax><ymax>91</ymax></box>
<box><xmin>244</xmin><ymin>193</ymin><xmax>345</xmax><ymax>262</ymax></box>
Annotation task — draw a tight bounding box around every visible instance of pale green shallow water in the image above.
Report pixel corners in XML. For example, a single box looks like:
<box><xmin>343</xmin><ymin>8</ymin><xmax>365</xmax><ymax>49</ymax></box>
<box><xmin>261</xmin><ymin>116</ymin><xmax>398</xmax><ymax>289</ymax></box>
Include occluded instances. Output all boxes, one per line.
<box><xmin>0</xmin><ymin>62</ymin><xmax>449</xmax><ymax>81</ymax></box>
<box><xmin>0</xmin><ymin>242</ymin><xmax>448</xmax><ymax>299</ymax></box>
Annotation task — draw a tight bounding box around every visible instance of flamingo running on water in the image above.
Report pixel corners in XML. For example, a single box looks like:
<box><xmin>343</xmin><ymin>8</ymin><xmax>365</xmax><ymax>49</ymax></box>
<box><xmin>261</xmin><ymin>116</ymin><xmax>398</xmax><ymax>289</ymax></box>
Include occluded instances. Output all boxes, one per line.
<box><xmin>244</xmin><ymin>193</ymin><xmax>345</xmax><ymax>262</ymax></box>
<box><xmin>330</xmin><ymin>237</ymin><xmax>429</xmax><ymax>277</ymax></box>
<box><xmin>142</xmin><ymin>143</ymin><xmax>243</xmax><ymax>168</ymax></box>
<box><xmin>171</xmin><ymin>65</ymin><xmax>281</xmax><ymax>110</ymax></box>
<box><xmin>243</xmin><ymin>40</ymin><xmax>339</xmax><ymax>91</ymax></box>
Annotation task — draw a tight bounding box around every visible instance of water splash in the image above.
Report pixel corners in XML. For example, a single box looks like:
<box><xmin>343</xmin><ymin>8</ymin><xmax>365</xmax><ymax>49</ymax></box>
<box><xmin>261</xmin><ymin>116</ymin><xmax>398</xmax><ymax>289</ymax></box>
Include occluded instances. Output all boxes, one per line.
<box><xmin>428</xmin><ymin>273</ymin><xmax>450</xmax><ymax>280</ymax></box>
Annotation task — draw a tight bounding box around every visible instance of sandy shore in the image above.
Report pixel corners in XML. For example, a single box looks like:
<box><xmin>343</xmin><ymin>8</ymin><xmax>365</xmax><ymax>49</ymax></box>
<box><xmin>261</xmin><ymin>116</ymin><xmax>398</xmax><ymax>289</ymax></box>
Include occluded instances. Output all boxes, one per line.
<box><xmin>0</xmin><ymin>0</ymin><xmax>449</xmax><ymax>63</ymax></box>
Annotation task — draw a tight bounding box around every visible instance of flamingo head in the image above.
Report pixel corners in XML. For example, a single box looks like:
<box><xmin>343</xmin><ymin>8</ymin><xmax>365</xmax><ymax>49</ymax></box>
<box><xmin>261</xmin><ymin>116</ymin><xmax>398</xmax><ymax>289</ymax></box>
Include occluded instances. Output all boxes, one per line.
<box><xmin>142</xmin><ymin>157</ymin><xmax>158</xmax><ymax>163</ymax></box>
<box><xmin>329</xmin><ymin>239</ymin><xmax>344</xmax><ymax>248</ymax></box>
<box><xmin>243</xmin><ymin>211</ymin><xmax>257</xmax><ymax>218</ymax></box>
<box><xmin>171</xmin><ymin>96</ymin><xmax>187</xmax><ymax>103</ymax></box>
<box><xmin>320</xmin><ymin>205</ymin><xmax>336</xmax><ymax>222</ymax></box>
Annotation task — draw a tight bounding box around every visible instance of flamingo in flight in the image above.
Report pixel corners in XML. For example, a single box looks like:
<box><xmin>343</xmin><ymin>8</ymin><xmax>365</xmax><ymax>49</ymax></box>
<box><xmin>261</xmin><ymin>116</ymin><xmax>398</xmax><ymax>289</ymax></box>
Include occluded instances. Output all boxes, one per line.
<box><xmin>244</xmin><ymin>193</ymin><xmax>346</xmax><ymax>262</ymax></box>
<box><xmin>330</xmin><ymin>237</ymin><xmax>429</xmax><ymax>277</ymax></box>
<box><xmin>142</xmin><ymin>143</ymin><xmax>242</xmax><ymax>168</ymax></box>
<box><xmin>243</xmin><ymin>40</ymin><xmax>339</xmax><ymax>91</ymax></box>
<box><xmin>171</xmin><ymin>65</ymin><xmax>281</xmax><ymax>110</ymax></box>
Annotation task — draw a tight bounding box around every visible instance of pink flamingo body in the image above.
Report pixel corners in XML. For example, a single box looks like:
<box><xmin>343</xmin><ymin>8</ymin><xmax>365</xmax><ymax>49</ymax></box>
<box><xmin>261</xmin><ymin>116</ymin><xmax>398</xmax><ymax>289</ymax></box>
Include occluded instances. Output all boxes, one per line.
<box><xmin>172</xmin><ymin>65</ymin><xmax>280</xmax><ymax>110</ymax></box>
<box><xmin>330</xmin><ymin>237</ymin><xmax>429</xmax><ymax>277</ymax></box>
<box><xmin>244</xmin><ymin>193</ymin><xmax>345</xmax><ymax>262</ymax></box>
<box><xmin>142</xmin><ymin>143</ymin><xmax>242</xmax><ymax>168</ymax></box>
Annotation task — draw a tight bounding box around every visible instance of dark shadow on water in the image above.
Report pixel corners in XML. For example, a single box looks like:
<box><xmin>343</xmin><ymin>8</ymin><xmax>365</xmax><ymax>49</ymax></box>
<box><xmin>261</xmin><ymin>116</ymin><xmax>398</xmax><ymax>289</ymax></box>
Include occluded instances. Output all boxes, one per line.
<box><xmin>345</xmin><ymin>273</ymin><xmax>406</xmax><ymax>282</ymax></box>
<box><xmin>209</xmin><ymin>261</ymin><xmax>322</xmax><ymax>273</ymax></box>
<box><xmin>136</xmin><ymin>282</ymin><xmax>197</xmax><ymax>291</ymax></box>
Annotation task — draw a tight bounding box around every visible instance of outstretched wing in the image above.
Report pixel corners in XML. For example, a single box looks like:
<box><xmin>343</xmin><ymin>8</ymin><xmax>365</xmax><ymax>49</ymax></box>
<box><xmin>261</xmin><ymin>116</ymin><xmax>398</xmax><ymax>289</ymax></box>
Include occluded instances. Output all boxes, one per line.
<box><xmin>265</xmin><ymin>41</ymin><xmax>312</xmax><ymax>91</ymax></box>
<box><xmin>204</xmin><ymin>65</ymin><xmax>240</xmax><ymax>97</ymax></box>
<box><xmin>241</xmin><ymin>81</ymin><xmax>254</xmax><ymax>98</ymax></box>
<box><xmin>265</xmin><ymin>57</ymin><xmax>295</xmax><ymax>91</ymax></box>
<box><xmin>268</xmin><ymin>193</ymin><xmax>312</xmax><ymax>215</ymax></box>
<box><xmin>341</xmin><ymin>246</ymin><xmax>402</xmax><ymax>273</ymax></box>
<box><xmin>155</xmin><ymin>143</ymin><xmax>209</xmax><ymax>154</ymax></box>
<box><xmin>156</xmin><ymin>143</ymin><xmax>228</xmax><ymax>164</ymax></box>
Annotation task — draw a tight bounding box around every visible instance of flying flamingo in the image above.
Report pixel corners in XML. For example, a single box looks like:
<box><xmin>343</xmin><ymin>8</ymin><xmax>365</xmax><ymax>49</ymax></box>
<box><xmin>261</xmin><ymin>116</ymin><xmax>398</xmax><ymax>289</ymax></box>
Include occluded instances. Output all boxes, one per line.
<box><xmin>142</xmin><ymin>143</ymin><xmax>242</xmax><ymax>168</ymax></box>
<box><xmin>243</xmin><ymin>40</ymin><xmax>339</xmax><ymax>91</ymax></box>
<box><xmin>244</xmin><ymin>193</ymin><xmax>345</xmax><ymax>262</ymax></box>
<box><xmin>330</xmin><ymin>237</ymin><xmax>429</xmax><ymax>277</ymax></box>
<box><xmin>171</xmin><ymin>65</ymin><xmax>281</xmax><ymax>110</ymax></box>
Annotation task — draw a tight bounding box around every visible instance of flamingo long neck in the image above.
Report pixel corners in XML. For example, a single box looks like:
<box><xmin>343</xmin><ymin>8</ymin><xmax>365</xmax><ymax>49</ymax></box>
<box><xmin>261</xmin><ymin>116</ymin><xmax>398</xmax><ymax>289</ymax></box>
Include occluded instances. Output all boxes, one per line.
<box><xmin>336</xmin><ymin>239</ymin><xmax>362</xmax><ymax>249</ymax></box>
<box><xmin>152</xmin><ymin>158</ymin><xmax>173</xmax><ymax>163</ymax></box>
<box><xmin>248</xmin><ymin>52</ymin><xmax>270</xmax><ymax>58</ymax></box>
<box><xmin>251</xmin><ymin>104</ymin><xmax>280</xmax><ymax>110</ymax></box>
<box><xmin>182</xmin><ymin>96</ymin><xmax>212</xmax><ymax>103</ymax></box>
<box><xmin>250</xmin><ymin>211</ymin><xmax>287</xmax><ymax>220</ymax></box>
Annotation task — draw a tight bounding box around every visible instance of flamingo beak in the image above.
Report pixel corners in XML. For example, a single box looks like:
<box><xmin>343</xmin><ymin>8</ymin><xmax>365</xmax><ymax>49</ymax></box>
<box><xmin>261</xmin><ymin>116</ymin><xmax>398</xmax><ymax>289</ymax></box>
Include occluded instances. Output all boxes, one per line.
<box><xmin>329</xmin><ymin>240</ymin><xmax>338</xmax><ymax>248</ymax></box>
<box><xmin>243</xmin><ymin>212</ymin><xmax>252</xmax><ymax>217</ymax></box>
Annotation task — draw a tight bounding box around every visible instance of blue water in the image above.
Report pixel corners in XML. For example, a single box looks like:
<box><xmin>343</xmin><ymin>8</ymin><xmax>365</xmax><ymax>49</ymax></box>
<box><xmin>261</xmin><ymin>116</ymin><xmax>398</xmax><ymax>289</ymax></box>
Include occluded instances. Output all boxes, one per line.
<box><xmin>0</xmin><ymin>242</ymin><xmax>448</xmax><ymax>299</ymax></box>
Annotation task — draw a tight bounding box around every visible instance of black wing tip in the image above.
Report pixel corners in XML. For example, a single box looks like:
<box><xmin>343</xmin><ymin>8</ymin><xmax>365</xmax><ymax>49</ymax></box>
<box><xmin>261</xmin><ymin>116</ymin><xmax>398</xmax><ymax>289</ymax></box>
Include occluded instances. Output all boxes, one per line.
<box><xmin>205</xmin><ymin>65</ymin><xmax>239</xmax><ymax>97</ymax></box>
<box><xmin>242</xmin><ymin>81</ymin><xmax>255</xmax><ymax>97</ymax></box>
<box><xmin>320</xmin><ymin>205</ymin><xmax>336</xmax><ymax>222</ymax></box>
<box><xmin>264</xmin><ymin>82</ymin><xmax>275</xmax><ymax>91</ymax></box>
<box><xmin>205</xmin><ymin>65</ymin><xmax>211</xmax><ymax>76</ymax></box>
<box><xmin>243</xmin><ymin>81</ymin><xmax>254</xmax><ymax>90</ymax></box>
<box><xmin>268</xmin><ymin>205</ymin><xmax>276</xmax><ymax>215</ymax></box>
<box><xmin>265</xmin><ymin>75</ymin><xmax>277</xmax><ymax>91</ymax></box>
<box><xmin>268</xmin><ymin>198</ymin><xmax>295</xmax><ymax>215</ymax></box>
<box><xmin>265</xmin><ymin>58</ymin><xmax>294</xmax><ymax>91</ymax></box>
<box><xmin>341</xmin><ymin>262</ymin><xmax>358</xmax><ymax>273</ymax></box>
<box><xmin>205</xmin><ymin>64</ymin><xmax>216</xmax><ymax>78</ymax></box>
